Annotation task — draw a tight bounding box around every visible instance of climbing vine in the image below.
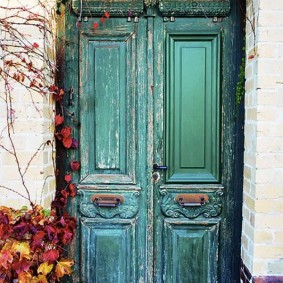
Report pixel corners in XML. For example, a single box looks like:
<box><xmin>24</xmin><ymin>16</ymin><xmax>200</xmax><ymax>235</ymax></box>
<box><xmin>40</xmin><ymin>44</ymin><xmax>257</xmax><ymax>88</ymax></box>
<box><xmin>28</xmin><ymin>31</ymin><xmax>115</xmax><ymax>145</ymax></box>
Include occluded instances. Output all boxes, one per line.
<box><xmin>0</xmin><ymin>1</ymin><xmax>77</xmax><ymax>282</ymax></box>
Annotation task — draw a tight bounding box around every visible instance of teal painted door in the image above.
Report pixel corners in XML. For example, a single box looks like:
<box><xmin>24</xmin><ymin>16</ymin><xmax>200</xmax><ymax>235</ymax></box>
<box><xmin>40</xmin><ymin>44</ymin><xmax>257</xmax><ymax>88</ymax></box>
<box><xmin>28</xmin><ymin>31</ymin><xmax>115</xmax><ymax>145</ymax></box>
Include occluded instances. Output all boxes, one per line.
<box><xmin>61</xmin><ymin>1</ymin><xmax>244</xmax><ymax>282</ymax></box>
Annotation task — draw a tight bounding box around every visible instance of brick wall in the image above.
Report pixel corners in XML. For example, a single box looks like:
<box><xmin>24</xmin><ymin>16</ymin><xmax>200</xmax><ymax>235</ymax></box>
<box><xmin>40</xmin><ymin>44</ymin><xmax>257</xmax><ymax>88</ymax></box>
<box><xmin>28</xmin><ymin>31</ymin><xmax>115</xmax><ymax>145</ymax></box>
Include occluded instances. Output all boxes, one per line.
<box><xmin>242</xmin><ymin>0</ymin><xmax>283</xmax><ymax>279</ymax></box>
<box><xmin>0</xmin><ymin>0</ymin><xmax>56</xmax><ymax>208</ymax></box>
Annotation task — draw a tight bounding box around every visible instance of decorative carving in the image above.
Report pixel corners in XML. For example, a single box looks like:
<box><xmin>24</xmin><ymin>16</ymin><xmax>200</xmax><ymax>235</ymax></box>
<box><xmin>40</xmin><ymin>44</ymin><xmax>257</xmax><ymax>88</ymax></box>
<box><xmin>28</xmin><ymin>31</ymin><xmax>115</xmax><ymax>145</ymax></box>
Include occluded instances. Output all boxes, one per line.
<box><xmin>144</xmin><ymin>0</ymin><xmax>158</xmax><ymax>8</ymax></box>
<box><xmin>72</xmin><ymin>0</ymin><xmax>144</xmax><ymax>17</ymax></box>
<box><xmin>160</xmin><ymin>189</ymin><xmax>223</xmax><ymax>219</ymax></box>
<box><xmin>159</xmin><ymin>0</ymin><xmax>230</xmax><ymax>17</ymax></box>
<box><xmin>79</xmin><ymin>191</ymin><xmax>140</xmax><ymax>219</ymax></box>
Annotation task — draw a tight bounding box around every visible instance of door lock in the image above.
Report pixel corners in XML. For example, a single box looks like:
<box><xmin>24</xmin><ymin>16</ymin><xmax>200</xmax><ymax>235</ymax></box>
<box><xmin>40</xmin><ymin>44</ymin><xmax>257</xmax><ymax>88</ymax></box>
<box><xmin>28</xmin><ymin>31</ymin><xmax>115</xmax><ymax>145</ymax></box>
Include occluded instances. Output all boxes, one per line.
<box><xmin>152</xmin><ymin>172</ymin><xmax>160</xmax><ymax>182</ymax></box>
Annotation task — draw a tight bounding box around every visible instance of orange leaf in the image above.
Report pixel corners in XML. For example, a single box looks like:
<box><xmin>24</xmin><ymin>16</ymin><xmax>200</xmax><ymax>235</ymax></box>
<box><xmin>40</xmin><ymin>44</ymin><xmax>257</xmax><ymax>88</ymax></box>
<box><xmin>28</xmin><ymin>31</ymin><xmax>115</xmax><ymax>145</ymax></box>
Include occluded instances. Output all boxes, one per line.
<box><xmin>31</xmin><ymin>275</ymin><xmax>48</xmax><ymax>283</ymax></box>
<box><xmin>37</xmin><ymin>261</ymin><xmax>54</xmax><ymax>276</ymax></box>
<box><xmin>18</xmin><ymin>271</ymin><xmax>32</xmax><ymax>283</ymax></box>
<box><xmin>55</xmin><ymin>259</ymin><xmax>74</xmax><ymax>279</ymax></box>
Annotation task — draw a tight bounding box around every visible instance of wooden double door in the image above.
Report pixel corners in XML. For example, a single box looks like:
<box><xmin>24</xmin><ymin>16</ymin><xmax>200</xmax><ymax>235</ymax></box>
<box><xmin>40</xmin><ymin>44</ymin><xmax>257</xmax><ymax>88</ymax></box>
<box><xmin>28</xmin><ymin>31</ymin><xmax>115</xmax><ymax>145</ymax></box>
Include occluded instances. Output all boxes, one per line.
<box><xmin>61</xmin><ymin>0</ymin><xmax>244</xmax><ymax>282</ymax></box>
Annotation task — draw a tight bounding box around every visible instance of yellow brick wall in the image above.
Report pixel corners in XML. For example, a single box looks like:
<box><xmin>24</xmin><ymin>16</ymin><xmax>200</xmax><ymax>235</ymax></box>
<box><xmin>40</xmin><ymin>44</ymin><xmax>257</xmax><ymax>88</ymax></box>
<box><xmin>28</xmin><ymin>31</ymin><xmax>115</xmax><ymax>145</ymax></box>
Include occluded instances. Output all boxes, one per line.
<box><xmin>0</xmin><ymin>0</ymin><xmax>56</xmax><ymax>209</ymax></box>
<box><xmin>242</xmin><ymin>0</ymin><xmax>283</xmax><ymax>276</ymax></box>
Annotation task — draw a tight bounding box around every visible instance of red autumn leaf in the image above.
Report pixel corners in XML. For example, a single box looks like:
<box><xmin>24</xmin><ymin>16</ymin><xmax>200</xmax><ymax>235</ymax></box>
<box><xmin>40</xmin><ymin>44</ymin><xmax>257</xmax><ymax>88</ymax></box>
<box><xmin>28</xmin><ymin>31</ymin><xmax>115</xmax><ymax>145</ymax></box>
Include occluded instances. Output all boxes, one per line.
<box><xmin>70</xmin><ymin>160</ymin><xmax>80</xmax><ymax>171</ymax></box>
<box><xmin>62</xmin><ymin>137</ymin><xmax>73</xmax><ymax>148</ymax></box>
<box><xmin>100</xmin><ymin>17</ymin><xmax>106</xmax><ymax>23</ymax></box>
<box><xmin>60</xmin><ymin>127</ymin><xmax>71</xmax><ymax>138</ymax></box>
<box><xmin>55</xmin><ymin>114</ymin><xmax>64</xmax><ymax>126</ymax></box>
<box><xmin>104</xmin><ymin>11</ymin><xmax>110</xmax><ymax>18</ymax></box>
<box><xmin>64</xmin><ymin>174</ymin><xmax>72</xmax><ymax>183</ymax></box>
<box><xmin>248</xmin><ymin>54</ymin><xmax>255</xmax><ymax>59</ymax></box>
<box><xmin>33</xmin><ymin>42</ymin><xmax>39</xmax><ymax>48</ymax></box>
<box><xmin>93</xmin><ymin>22</ymin><xmax>99</xmax><ymax>29</ymax></box>
<box><xmin>69</xmin><ymin>183</ymin><xmax>77</xmax><ymax>197</ymax></box>
<box><xmin>12</xmin><ymin>258</ymin><xmax>31</xmax><ymax>274</ymax></box>
<box><xmin>0</xmin><ymin>250</ymin><xmax>13</xmax><ymax>269</ymax></box>
<box><xmin>43</xmin><ymin>249</ymin><xmax>59</xmax><ymax>263</ymax></box>
<box><xmin>45</xmin><ymin>225</ymin><xmax>56</xmax><ymax>241</ymax></box>
<box><xmin>61</xmin><ymin>228</ymin><xmax>74</xmax><ymax>245</ymax></box>
<box><xmin>28</xmin><ymin>62</ymin><xmax>33</xmax><ymax>71</ymax></box>
<box><xmin>31</xmin><ymin>231</ymin><xmax>45</xmax><ymax>249</ymax></box>
<box><xmin>61</xmin><ymin>189</ymin><xmax>69</xmax><ymax>199</ymax></box>
<box><xmin>0</xmin><ymin>223</ymin><xmax>12</xmax><ymax>240</ymax></box>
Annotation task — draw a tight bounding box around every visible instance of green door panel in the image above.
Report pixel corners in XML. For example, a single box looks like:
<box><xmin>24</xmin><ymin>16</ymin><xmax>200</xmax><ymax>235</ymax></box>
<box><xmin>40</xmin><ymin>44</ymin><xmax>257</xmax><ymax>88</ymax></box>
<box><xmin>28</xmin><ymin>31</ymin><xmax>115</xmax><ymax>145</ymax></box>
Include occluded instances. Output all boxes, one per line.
<box><xmin>163</xmin><ymin>219</ymin><xmax>219</xmax><ymax>283</ymax></box>
<box><xmin>166</xmin><ymin>33</ymin><xmax>221</xmax><ymax>183</ymax></box>
<box><xmin>79</xmin><ymin>30</ymin><xmax>137</xmax><ymax>185</ymax></box>
<box><xmin>81</xmin><ymin>218</ymin><xmax>137</xmax><ymax>283</ymax></box>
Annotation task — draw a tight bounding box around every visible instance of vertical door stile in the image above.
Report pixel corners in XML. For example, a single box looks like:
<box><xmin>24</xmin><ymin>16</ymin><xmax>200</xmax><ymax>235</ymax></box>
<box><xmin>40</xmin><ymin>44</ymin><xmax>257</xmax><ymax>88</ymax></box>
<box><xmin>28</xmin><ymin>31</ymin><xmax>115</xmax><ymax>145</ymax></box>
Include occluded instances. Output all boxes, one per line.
<box><xmin>146</xmin><ymin>13</ymin><xmax>155</xmax><ymax>283</ymax></box>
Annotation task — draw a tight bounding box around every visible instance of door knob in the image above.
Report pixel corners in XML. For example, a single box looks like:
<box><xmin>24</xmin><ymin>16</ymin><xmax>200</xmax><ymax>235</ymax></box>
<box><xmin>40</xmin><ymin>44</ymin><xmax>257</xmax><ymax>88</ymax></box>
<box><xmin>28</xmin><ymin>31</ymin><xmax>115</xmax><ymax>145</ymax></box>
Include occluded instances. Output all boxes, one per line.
<box><xmin>153</xmin><ymin>163</ymin><xmax>168</xmax><ymax>171</ymax></box>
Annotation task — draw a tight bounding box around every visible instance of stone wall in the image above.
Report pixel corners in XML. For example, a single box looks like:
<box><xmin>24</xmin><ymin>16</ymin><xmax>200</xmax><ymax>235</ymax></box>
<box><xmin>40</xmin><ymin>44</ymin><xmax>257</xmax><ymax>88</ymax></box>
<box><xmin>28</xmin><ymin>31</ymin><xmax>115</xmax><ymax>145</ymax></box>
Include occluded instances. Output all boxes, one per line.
<box><xmin>241</xmin><ymin>0</ymin><xmax>283</xmax><ymax>280</ymax></box>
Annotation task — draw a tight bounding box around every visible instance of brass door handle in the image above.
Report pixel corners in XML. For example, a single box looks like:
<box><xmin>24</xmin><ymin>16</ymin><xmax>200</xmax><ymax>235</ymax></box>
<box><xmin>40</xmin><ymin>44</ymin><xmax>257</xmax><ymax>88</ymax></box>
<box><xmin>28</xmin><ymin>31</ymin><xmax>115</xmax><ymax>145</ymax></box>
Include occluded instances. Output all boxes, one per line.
<box><xmin>91</xmin><ymin>194</ymin><xmax>125</xmax><ymax>207</ymax></box>
<box><xmin>175</xmin><ymin>194</ymin><xmax>209</xmax><ymax>207</ymax></box>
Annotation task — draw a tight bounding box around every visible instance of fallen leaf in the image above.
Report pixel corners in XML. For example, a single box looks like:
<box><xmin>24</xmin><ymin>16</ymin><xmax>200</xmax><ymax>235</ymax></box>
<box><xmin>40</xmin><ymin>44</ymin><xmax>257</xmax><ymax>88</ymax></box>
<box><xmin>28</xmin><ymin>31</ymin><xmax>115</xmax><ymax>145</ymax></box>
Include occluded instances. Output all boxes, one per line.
<box><xmin>18</xmin><ymin>271</ymin><xmax>32</xmax><ymax>283</ymax></box>
<box><xmin>11</xmin><ymin>242</ymin><xmax>31</xmax><ymax>261</ymax></box>
<box><xmin>0</xmin><ymin>249</ymin><xmax>13</xmax><ymax>269</ymax></box>
<box><xmin>37</xmin><ymin>261</ymin><xmax>54</xmax><ymax>275</ymax></box>
<box><xmin>55</xmin><ymin>259</ymin><xmax>74</xmax><ymax>279</ymax></box>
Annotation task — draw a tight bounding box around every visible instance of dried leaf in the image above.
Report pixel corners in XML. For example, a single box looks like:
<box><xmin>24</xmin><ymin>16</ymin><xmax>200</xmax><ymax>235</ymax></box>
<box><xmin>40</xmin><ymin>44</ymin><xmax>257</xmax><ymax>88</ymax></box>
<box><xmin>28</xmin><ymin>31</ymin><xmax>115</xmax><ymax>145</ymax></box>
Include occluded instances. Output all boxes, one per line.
<box><xmin>69</xmin><ymin>183</ymin><xmax>77</xmax><ymax>197</ymax></box>
<box><xmin>55</xmin><ymin>114</ymin><xmax>64</xmax><ymax>126</ymax></box>
<box><xmin>70</xmin><ymin>160</ymin><xmax>80</xmax><ymax>171</ymax></box>
<box><xmin>11</xmin><ymin>242</ymin><xmax>31</xmax><ymax>261</ymax></box>
<box><xmin>55</xmin><ymin>259</ymin><xmax>74</xmax><ymax>279</ymax></box>
<box><xmin>43</xmin><ymin>249</ymin><xmax>59</xmax><ymax>263</ymax></box>
<box><xmin>62</xmin><ymin>137</ymin><xmax>72</xmax><ymax>149</ymax></box>
<box><xmin>31</xmin><ymin>275</ymin><xmax>49</xmax><ymax>283</ymax></box>
<box><xmin>0</xmin><ymin>250</ymin><xmax>13</xmax><ymax>269</ymax></box>
<box><xmin>60</xmin><ymin>127</ymin><xmax>71</xmax><ymax>138</ymax></box>
<box><xmin>18</xmin><ymin>271</ymin><xmax>32</xmax><ymax>283</ymax></box>
<box><xmin>64</xmin><ymin>174</ymin><xmax>72</xmax><ymax>183</ymax></box>
<box><xmin>37</xmin><ymin>261</ymin><xmax>54</xmax><ymax>275</ymax></box>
